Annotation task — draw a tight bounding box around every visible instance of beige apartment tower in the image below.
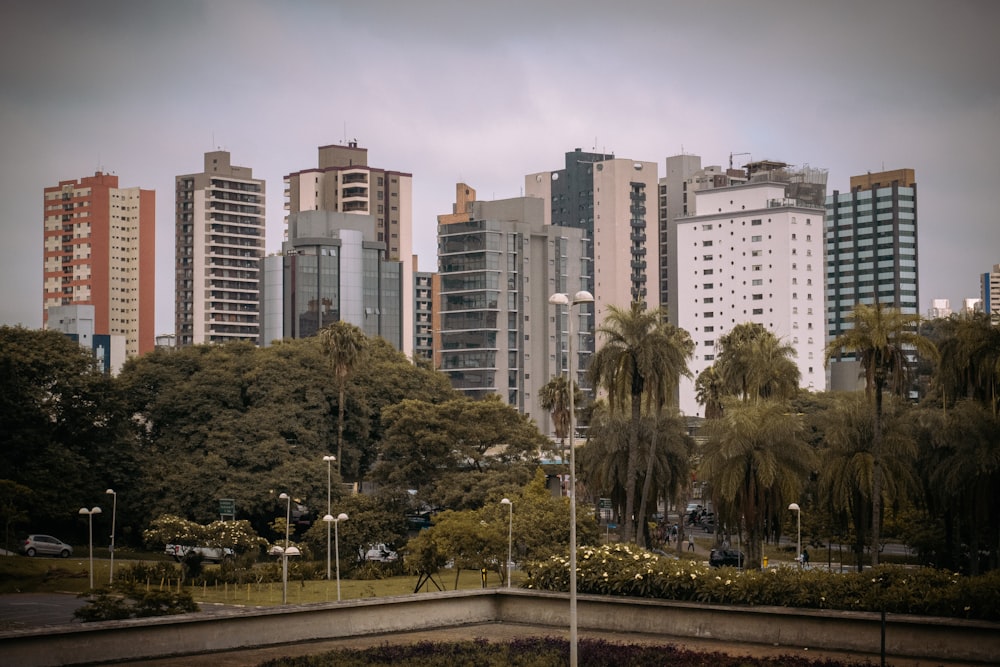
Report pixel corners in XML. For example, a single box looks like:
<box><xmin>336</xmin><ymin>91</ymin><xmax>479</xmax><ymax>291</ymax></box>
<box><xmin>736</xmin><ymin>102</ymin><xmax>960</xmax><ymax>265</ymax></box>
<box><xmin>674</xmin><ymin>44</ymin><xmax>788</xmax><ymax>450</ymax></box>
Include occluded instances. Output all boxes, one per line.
<box><xmin>175</xmin><ymin>151</ymin><xmax>266</xmax><ymax>346</ymax></box>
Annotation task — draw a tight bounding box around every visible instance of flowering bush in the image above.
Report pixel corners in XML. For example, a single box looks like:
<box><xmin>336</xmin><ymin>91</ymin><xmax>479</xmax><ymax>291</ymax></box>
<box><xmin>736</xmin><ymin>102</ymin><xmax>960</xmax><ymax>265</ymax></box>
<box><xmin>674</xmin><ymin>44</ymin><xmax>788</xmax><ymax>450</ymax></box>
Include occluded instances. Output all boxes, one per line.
<box><xmin>524</xmin><ymin>543</ymin><xmax>1000</xmax><ymax>621</ymax></box>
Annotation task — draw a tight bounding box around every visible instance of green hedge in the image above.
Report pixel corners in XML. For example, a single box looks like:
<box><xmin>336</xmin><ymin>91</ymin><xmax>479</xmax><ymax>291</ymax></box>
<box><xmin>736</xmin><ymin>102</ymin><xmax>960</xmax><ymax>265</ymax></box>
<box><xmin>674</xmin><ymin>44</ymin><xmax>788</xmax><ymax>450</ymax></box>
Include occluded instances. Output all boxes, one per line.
<box><xmin>523</xmin><ymin>543</ymin><xmax>1000</xmax><ymax>621</ymax></box>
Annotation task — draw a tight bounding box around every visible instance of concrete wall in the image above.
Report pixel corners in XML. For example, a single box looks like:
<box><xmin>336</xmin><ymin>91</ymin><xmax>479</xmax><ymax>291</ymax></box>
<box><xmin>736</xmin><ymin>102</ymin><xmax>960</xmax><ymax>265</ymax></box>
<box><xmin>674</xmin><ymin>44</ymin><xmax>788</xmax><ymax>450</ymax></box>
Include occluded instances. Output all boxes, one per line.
<box><xmin>2</xmin><ymin>589</ymin><xmax>997</xmax><ymax>667</ymax></box>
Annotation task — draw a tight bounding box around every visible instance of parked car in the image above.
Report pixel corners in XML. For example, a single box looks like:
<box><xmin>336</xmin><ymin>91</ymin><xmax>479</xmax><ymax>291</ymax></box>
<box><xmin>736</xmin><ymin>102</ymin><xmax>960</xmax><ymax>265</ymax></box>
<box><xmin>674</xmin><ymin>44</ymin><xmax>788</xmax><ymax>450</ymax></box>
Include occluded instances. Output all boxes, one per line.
<box><xmin>165</xmin><ymin>544</ymin><xmax>235</xmax><ymax>562</ymax></box>
<box><xmin>22</xmin><ymin>534</ymin><xmax>73</xmax><ymax>558</ymax></box>
<box><xmin>709</xmin><ymin>548</ymin><xmax>745</xmax><ymax>568</ymax></box>
<box><xmin>361</xmin><ymin>543</ymin><xmax>398</xmax><ymax>562</ymax></box>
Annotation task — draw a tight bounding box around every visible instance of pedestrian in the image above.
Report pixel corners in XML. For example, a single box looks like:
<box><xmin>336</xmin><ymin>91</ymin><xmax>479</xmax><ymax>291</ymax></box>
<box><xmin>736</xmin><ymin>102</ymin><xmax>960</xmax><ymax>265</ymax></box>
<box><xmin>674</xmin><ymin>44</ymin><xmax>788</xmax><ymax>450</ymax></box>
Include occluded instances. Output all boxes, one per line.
<box><xmin>688</xmin><ymin>536</ymin><xmax>695</xmax><ymax>552</ymax></box>
<box><xmin>801</xmin><ymin>548</ymin><xmax>810</xmax><ymax>565</ymax></box>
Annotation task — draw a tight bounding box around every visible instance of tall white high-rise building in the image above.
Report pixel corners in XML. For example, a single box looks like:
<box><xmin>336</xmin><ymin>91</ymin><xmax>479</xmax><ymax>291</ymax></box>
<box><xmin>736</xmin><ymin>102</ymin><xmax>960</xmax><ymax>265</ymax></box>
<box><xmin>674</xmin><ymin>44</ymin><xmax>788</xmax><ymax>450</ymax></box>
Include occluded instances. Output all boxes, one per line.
<box><xmin>175</xmin><ymin>151</ymin><xmax>265</xmax><ymax>346</ymax></box>
<box><xmin>675</xmin><ymin>161</ymin><xmax>828</xmax><ymax>416</ymax></box>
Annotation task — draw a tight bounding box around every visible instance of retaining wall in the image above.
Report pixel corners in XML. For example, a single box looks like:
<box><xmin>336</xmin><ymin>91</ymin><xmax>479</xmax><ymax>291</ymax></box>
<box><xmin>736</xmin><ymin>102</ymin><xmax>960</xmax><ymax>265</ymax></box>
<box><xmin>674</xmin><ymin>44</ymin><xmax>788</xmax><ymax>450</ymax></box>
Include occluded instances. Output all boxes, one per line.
<box><xmin>1</xmin><ymin>589</ymin><xmax>997</xmax><ymax>666</ymax></box>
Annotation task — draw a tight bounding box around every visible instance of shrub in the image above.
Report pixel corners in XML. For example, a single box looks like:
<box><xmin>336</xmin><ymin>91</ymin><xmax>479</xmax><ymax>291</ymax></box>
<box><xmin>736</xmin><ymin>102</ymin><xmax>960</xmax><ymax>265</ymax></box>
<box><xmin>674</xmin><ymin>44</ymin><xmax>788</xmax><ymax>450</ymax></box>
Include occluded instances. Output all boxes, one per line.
<box><xmin>74</xmin><ymin>583</ymin><xmax>197</xmax><ymax>622</ymax></box>
<box><xmin>524</xmin><ymin>543</ymin><xmax>1000</xmax><ymax>621</ymax></box>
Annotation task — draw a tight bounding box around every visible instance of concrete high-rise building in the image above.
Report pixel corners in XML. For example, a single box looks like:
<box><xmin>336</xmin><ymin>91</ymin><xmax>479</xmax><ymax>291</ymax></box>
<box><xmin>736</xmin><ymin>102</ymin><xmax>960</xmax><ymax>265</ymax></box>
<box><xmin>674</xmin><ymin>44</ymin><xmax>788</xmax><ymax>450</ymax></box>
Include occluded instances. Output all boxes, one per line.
<box><xmin>281</xmin><ymin>142</ymin><xmax>414</xmax><ymax>355</ymax></box>
<box><xmin>927</xmin><ymin>298</ymin><xmax>952</xmax><ymax>319</ymax></box>
<box><xmin>413</xmin><ymin>260</ymin><xmax>434</xmax><ymax>362</ymax></box>
<box><xmin>659</xmin><ymin>154</ymin><xmax>748</xmax><ymax>324</ymax></box>
<box><xmin>980</xmin><ymin>265</ymin><xmax>1000</xmax><ymax>316</ymax></box>
<box><xmin>825</xmin><ymin>168</ymin><xmax>918</xmax><ymax>391</ymax></box>
<box><xmin>43</xmin><ymin>172</ymin><xmax>155</xmax><ymax>358</ymax></box>
<box><xmin>525</xmin><ymin>149</ymin><xmax>660</xmax><ymax>373</ymax></box>
<box><xmin>175</xmin><ymin>151</ymin><xmax>265</xmax><ymax>346</ymax></box>
<box><xmin>675</xmin><ymin>161</ymin><xmax>828</xmax><ymax>416</ymax></box>
<box><xmin>436</xmin><ymin>183</ymin><xmax>587</xmax><ymax>433</ymax></box>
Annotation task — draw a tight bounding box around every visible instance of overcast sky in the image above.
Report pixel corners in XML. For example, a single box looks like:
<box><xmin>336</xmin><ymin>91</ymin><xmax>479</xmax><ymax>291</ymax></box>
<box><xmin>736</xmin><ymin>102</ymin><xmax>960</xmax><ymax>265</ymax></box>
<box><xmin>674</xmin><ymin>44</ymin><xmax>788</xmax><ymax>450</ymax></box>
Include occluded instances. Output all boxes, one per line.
<box><xmin>2</xmin><ymin>0</ymin><xmax>998</xmax><ymax>333</ymax></box>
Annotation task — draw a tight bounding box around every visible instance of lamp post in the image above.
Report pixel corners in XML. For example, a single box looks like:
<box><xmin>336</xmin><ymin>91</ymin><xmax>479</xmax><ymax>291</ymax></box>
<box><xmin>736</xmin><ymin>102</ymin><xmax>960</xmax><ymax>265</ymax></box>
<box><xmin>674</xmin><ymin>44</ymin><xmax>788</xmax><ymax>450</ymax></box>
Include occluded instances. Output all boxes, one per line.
<box><xmin>78</xmin><ymin>506</ymin><xmax>102</xmax><ymax>589</ymax></box>
<box><xmin>500</xmin><ymin>498</ymin><xmax>513</xmax><ymax>589</ymax></box>
<box><xmin>323</xmin><ymin>455</ymin><xmax>336</xmax><ymax>580</ymax></box>
<box><xmin>789</xmin><ymin>502</ymin><xmax>801</xmax><ymax>568</ymax></box>
<box><xmin>549</xmin><ymin>289</ymin><xmax>594</xmax><ymax>667</ymax></box>
<box><xmin>324</xmin><ymin>512</ymin><xmax>349</xmax><ymax>601</ymax></box>
<box><xmin>105</xmin><ymin>489</ymin><xmax>117</xmax><ymax>585</ymax></box>
<box><xmin>279</xmin><ymin>492</ymin><xmax>291</xmax><ymax>604</ymax></box>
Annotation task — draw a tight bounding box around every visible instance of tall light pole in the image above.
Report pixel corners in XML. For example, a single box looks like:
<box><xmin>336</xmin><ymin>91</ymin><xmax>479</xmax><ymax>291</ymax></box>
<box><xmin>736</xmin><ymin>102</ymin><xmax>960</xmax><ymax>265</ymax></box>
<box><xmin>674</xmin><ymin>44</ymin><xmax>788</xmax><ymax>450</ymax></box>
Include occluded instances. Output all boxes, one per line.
<box><xmin>279</xmin><ymin>493</ymin><xmax>291</xmax><ymax>604</ymax></box>
<box><xmin>324</xmin><ymin>512</ymin><xmax>349</xmax><ymax>601</ymax></box>
<box><xmin>78</xmin><ymin>506</ymin><xmax>102</xmax><ymax>589</ymax></box>
<box><xmin>500</xmin><ymin>498</ymin><xmax>513</xmax><ymax>589</ymax></box>
<box><xmin>549</xmin><ymin>289</ymin><xmax>594</xmax><ymax>667</ymax></box>
<box><xmin>323</xmin><ymin>455</ymin><xmax>336</xmax><ymax>581</ymax></box>
<box><xmin>789</xmin><ymin>502</ymin><xmax>801</xmax><ymax>569</ymax></box>
<box><xmin>105</xmin><ymin>489</ymin><xmax>117</xmax><ymax>585</ymax></box>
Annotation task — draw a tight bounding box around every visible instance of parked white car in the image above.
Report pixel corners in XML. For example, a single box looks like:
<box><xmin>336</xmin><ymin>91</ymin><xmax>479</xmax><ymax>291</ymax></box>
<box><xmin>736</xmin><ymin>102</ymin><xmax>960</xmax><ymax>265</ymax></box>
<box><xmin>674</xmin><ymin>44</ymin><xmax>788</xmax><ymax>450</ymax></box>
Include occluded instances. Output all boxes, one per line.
<box><xmin>361</xmin><ymin>543</ymin><xmax>398</xmax><ymax>562</ymax></box>
<box><xmin>165</xmin><ymin>544</ymin><xmax>234</xmax><ymax>562</ymax></box>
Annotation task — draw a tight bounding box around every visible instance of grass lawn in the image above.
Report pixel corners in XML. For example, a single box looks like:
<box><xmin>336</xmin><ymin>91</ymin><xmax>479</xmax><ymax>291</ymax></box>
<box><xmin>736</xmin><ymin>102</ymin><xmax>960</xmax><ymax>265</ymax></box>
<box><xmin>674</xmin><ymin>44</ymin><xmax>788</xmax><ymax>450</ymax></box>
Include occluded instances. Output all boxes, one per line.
<box><xmin>0</xmin><ymin>553</ymin><xmax>521</xmax><ymax>604</ymax></box>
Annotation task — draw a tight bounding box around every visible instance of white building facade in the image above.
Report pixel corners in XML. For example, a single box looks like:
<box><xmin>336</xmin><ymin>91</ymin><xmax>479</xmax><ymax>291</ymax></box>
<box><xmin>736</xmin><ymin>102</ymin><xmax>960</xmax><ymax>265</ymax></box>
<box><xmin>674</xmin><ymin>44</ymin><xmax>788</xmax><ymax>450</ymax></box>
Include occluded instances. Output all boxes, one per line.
<box><xmin>675</xmin><ymin>182</ymin><xmax>827</xmax><ymax>416</ymax></box>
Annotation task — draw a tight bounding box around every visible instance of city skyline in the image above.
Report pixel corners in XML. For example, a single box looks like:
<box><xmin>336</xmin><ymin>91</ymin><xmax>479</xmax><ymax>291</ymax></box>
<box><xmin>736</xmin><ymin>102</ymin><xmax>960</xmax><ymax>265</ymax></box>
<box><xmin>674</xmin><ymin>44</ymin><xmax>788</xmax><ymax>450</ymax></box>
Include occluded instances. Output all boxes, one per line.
<box><xmin>3</xmin><ymin>0</ymin><xmax>998</xmax><ymax>334</ymax></box>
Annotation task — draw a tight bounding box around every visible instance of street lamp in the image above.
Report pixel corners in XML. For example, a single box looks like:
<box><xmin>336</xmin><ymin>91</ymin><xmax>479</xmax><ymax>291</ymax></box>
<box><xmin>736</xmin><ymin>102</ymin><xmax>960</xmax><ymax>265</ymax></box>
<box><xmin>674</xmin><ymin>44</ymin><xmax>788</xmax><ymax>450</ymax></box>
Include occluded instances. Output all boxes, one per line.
<box><xmin>789</xmin><ymin>502</ymin><xmax>801</xmax><ymax>569</ymax></box>
<box><xmin>323</xmin><ymin>455</ymin><xmax>336</xmax><ymax>581</ymax></box>
<box><xmin>549</xmin><ymin>289</ymin><xmax>594</xmax><ymax>667</ymax></box>
<box><xmin>500</xmin><ymin>498</ymin><xmax>513</xmax><ymax>589</ymax></box>
<box><xmin>78</xmin><ymin>506</ymin><xmax>102</xmax><ymax>589</ymax></box>
<box><xmin>323</xmin><ymin>512</ymin><xmax>349</xmax><ymax>601</ymax></box>
<box><xmin>105</xmin><ymin>489</ymin><xmax>117</xmax><ymax>585</ymax></box>
<box><xmin>275</xmin><ymin>493</ymin><xmax>301</xmax><ymax>604</ymax></box>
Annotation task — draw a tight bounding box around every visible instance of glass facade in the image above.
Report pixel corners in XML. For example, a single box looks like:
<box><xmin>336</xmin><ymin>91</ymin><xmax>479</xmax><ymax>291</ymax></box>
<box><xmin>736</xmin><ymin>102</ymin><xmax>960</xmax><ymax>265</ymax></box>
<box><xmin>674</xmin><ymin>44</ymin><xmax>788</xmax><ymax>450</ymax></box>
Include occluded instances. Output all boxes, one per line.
<box><xmin>825</xmin><ymin>182</ymin><xmax>918</xmax><ymax>347</ymax></box>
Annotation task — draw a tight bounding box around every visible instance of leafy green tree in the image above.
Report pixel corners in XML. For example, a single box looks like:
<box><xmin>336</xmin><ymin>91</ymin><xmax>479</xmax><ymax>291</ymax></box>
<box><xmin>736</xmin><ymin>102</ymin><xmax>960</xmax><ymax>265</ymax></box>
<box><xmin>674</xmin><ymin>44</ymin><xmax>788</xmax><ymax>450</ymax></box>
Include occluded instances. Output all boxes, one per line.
<box><xmin>825</xmin><ymin>302</ymin><xmax>938</xmax><ymax>565</ymax></box>
<box><xmin>375</xmin><ymin>395</ymin><xmax>548</xmax><ymax>490</ymax></box>
<box><xmin>142</xmin><ymin>514</ymin><xmax>266</xmax><ymax>552</ymax></box>
<box><xmin>817</xmin><ymin>393</ymin><xmax>917</xmax><ymax>570</ymax></box>
<box><xmin>405</xmin><ymin>469</ymin><xmax>599</xmax><ymax>586</ymax></box>
<box><xmin>0</xmin><ymin>326</ymin><xmax>137</xmax><ymax>531</ymax></box>
<box><xmin>301</xmin><ymin>488</ymin><xmax>411</xmax><ymax>567</ymax></box>
<box><xmin>694</xmin><ymin>365</ymin><xmax>724</xmax><ymax>419</ymax></box>
<box><xmin>352</xmin><ymin>338</ymin><xmax>457</xmax><ymax>479</ymax></box>
<box><xmin>0</xmin><ymin>480</ymin><xmax>33</xmax><ymax>553</ymax></box>
<box><xmin>588</xmin><ymin>303</ymin><xmax>693</xmax><ymax>543</ymax></box>
<box><xmin>699</xmin><ymin>399</ymin><xmax>816</xmax><ymax>568</ymax></box>
<box><xmin>319</xmin><ymin>321</ymin><xmax>370</xmax><ymax>478</ymax></box>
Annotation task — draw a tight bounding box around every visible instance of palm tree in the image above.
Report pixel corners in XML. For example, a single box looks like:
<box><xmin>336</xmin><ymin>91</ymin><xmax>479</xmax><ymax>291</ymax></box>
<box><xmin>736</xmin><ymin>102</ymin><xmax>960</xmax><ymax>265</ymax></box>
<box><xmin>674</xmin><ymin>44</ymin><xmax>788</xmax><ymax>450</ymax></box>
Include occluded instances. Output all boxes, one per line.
<box><xmin>825</xmin><ymin>302</ymin><xmax>937</xmax><ymax>565</ymax></box>
<box><xmin>935</xmin><ymin>312</ymin><xmax>1000</xmax><ymax>413</ymax></box>
<box><xmin>319</xmin><ymin>321</ymin><xmax>369</xmax><ymax>477</ymax></box>
<box><xmin>818</xmin><ymin>393</ymin><xmax>916</xmax><ymax>571</ymax></box>
<box><xmin>699</xmin><ymin>399</ymin><xmax>816</xmax><ymax>568</ymax></box>
<box><xmin>588</xmin><ymin>302</ymin><xmax>693</xmax><ymax>543</ymax></box>
<box><xmin>538</xmin><ymin>375</ymin><xmax>582</xmax><ymax>470</ymax></box>
<box><xmin>694</xmin><ymin>366</ymin><xmax>724</xmax><ymax>419</ymax></box>
<box><xmin>715</xmin><ymin>323</ymin><xmax>800</xmax><ymax>403</ymax></box>
<box><xmin>579</xmin><ymin>404</ymin><xmax>692</xmax><ymax>548</ymax></box>
<box><xmin>925</xmin><ymin>401</ymin><xmax>1000</xmax><ymax>575</ymax></box>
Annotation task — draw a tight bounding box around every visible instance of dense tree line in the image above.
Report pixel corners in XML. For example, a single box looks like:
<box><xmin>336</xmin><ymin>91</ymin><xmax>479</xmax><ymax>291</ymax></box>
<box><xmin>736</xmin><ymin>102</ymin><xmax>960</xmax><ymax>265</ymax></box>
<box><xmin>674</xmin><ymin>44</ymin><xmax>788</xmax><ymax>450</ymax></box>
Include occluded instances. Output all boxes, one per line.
<box><xmin>0</xmin><ymin>325</ymin><xmax>537</xmax><ymax>553</ymax></box>
<box><xmin>4</xmin><ymin>304</ymin><xmax>1000</xmax><ymax>577</ymax></box>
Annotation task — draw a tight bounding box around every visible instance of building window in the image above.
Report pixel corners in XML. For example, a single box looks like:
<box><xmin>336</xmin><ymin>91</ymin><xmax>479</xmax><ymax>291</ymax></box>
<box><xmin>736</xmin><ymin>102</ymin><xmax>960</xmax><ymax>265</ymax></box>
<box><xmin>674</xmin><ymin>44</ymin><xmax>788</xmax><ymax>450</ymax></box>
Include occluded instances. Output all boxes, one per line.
<box><xmin>751</xmin><ymin>235</ymin><xmax>762</xmax><ymax>242</ymax></box>
<box><xmin>751</xmin><ymin>219</ymin><xmax>762</xmax><ymax>226</ymax></box>
<box><xmin>752</xmin><ymin>308</ymin><xmax>763</xmax><ymax>315</ymax></box>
